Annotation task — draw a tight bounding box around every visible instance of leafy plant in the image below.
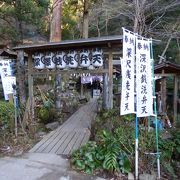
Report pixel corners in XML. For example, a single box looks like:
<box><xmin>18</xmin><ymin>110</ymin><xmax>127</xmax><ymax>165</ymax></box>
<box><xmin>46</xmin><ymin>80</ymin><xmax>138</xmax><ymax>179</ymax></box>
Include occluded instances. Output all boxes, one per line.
<box><xmin>117</xmin><ymin>152</ymin><xmax>131</xmax><ymax>173</ymax></box>
<box><xmin>99</xmin><ymin>130</ymin><xmax>120</xmax><ymax>172</ymax></box>
<box><xmin>71</xmin><ymin>141</ymin><xmax>98</xmax><ymax>174</ymax></box>
<box><xmin>115</xmin><ymin>126</ymin><xmax>135</xmax><ymax>155</ymax></box>
<box><xmin>159</xmin><ymin>138</ymin><xmax>175</xmax><ymax>162</ymax></box>
<box><xmin>170</xmin><ymin>129</ymin><xmax>180</xmax><ymax>159</ymax></box>
<box><xmin>159</xmin><ymin>129</ymin><xmax>180</xmax><ymax>162</ymax></box>
<box><xmin>163</xmin><ymin>163</ymin><xmax>177</xmax><ymax>179</ymax></box>
<box><xmin>122</xmin><ymin>114</ymin><xmax>134</xmax><ymax>121</ymax></box>
<box><xmin>158</xmin><ymin>129</ymin><xmax>180</xmax><ymax>178</ymax></box>
<box><xmin>38</xmin><ymin>107</ymin><xmax>50</xmax><ymax>123</ymax></box>
<box><xmin>103</xmin><ymin>149</ymin><xmax>119</xmax><ymax>171</ymax></box>
<box><xmin>0</xmin><ymin>101</ymin><xmax>15</xmax><ymax>132</ymax></box>
<box><xmin>37</xmin><ymin>106</ymin><xmax>56</xmax><ymax>124</ymax></box>
<box><xmin>72</xmin><ymin>130</ymin><xmax>132</xmax><ymax>174</ymax></box>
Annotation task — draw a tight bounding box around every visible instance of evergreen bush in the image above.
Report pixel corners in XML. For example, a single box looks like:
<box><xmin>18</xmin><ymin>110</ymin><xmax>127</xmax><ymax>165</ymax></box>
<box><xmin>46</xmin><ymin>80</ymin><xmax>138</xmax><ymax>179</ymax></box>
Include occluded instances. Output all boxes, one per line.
<box><xmin>0</xmin><ymin>101</ymin><xmax>15</xmax><ymax>132</ymax></box>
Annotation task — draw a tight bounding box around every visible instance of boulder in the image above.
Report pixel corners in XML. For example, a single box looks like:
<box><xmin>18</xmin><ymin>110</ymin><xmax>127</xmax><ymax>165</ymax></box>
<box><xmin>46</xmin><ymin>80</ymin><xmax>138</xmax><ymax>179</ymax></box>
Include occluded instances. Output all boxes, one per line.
<box><xmin>139</xmin><ymin>173</ymin><xmax>156</xmax><ymax>180</ymax></box>
<box><xmin>45</xmin><ymin>121</ymin><xmax>59</xmax><ymax>130</ymax></box>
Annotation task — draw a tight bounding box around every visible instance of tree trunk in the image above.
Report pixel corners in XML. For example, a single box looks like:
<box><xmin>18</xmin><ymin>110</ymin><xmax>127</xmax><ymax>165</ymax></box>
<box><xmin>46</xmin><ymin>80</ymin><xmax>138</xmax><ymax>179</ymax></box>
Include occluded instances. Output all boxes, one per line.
<box><xmin>82</xmin><ymin>0</ymin><xmax>89</xmax><ymax>39</ymax></box>
<box><xmin>50</xmin><ymin>0</ymin><xmax>62</xmax><ymax>42</ymax></box>
<box><xmin>133</xmin><ymin>0</ymin><xmax>146</xmax><ymax>35</ymax></box>
<box><xmin>96</xmin><ymin>18</ymin><xmax>101</xmax><ymax>37</ymax></box>
<box><xmin>105</xmin><ymin>10</ymin><xmax>109</xmax><ymax>35</ymax></box>
<box><xmin>14</xmin><ymin>0</ymin><xmax>24</xmax><ymax>43</ymax></box>
<box><xmin>50</xmin><ymin>0</ymin><xmax>62</xmax><ymax>109</ymax></box>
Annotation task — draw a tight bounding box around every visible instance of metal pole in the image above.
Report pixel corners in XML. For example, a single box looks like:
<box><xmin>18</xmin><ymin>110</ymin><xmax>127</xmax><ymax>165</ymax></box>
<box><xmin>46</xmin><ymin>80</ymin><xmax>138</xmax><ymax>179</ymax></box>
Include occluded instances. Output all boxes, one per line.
<box><xmin>150</xmin><ymin>39</ymin><xmax>160</xmax><ymax>179</ymax></box>
<box><xmin>13</xmin><ymin>89</ymin><xmax>18</xmax><ymax>137</ymax></box>
<box><xmin>135</xmin><ymin>115</ymin><xmax>138</xmax><ymax>180</ymax></box>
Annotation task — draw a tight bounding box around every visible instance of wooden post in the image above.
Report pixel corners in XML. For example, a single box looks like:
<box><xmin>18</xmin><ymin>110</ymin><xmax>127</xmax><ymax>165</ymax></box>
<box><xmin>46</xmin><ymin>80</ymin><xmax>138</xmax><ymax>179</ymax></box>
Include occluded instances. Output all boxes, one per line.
<box><xmin>28</xmin><ymin>54</ymin><xmax>34</xmax><ymax>121</ymax></box>
<box><xmin>103</xmin><ymin>58</ymin><xmax>109</xmax><ymax>109</ymax></box>
<box><xmin>8</xmin><ymin>94</ymin><xmax>14</xmax><ymax>104</ymax></box>
<box><xmin>17</xmin><ymin>50</ymin><xmax>26</xmax><ymax>104</ymax></box>
<box><xmin>173</xmin><ymin>75</ymin><xmax>178</xmax><ymax>125</ymax></box>
<box><xmin>81</xmin><ymin>83</ymin><xmax>84</xmax><ymax>97</ymax></box>
<box><xmin>161</xmin><ymin>70</ymin><xmax>166</xmax><ymax>114</ymax></box>
<box><xmin>55</xmin><ymin>74</ymin><xmax>61</xmax><ymax>109</ymax></box>
<box><xmin>108</xmin><ymin>48</ymin><xmax>113</xmax><ymax>109</ymax></box>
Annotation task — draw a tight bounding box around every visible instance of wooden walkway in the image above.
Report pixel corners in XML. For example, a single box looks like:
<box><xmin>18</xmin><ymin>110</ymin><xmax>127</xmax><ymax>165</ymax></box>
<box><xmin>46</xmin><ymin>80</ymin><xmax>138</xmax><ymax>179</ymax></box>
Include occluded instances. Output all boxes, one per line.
<box><xmin>29</xmin><ymin>99</ymin><xmax>97</xmax><ymax>155</ymax></box>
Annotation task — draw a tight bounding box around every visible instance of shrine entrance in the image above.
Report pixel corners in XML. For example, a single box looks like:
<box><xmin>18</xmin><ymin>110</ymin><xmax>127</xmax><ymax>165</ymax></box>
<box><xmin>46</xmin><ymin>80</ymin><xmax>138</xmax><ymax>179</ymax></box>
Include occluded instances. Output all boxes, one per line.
<box><xmin>13</xmin><ymin>36</ymin><xmax>123</xmax><ymax>155</ymax></box>
<box><xmin>14</xmin><ymin>35</ymin><xmax>123</xmax><ymax>120</ymax></box>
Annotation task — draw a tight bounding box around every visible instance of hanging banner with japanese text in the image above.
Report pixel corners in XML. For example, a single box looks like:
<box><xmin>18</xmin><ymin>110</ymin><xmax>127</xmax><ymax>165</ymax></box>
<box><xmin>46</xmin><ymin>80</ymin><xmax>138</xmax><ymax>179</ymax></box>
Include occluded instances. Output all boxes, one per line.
<box><xmin>120</xmin><ymin>29</ymin><xmax>135</xmax><ymax>115</ymax></box>
<box><xmin>0</xmin><ymin>60</ymin><xmax>14</xmax><ymax>100</ymax></box>
<box><xmin>136</xmin><ymin>39</ymin><xmax>153</xmax><ymax>117</ymax></box>
<box><xmin>2</xmin><ymin>76</ymin><xmax>16</xmax><ymax>94</ymax></box>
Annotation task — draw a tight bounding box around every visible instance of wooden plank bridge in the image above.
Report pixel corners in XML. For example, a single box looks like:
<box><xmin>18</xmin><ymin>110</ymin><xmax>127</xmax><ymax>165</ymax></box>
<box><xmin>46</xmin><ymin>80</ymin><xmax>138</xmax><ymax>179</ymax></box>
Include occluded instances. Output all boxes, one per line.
<box><xmin>29</xmin><ymin>99</ymin><xmax>97</xmax><ymax>155</ymax></box>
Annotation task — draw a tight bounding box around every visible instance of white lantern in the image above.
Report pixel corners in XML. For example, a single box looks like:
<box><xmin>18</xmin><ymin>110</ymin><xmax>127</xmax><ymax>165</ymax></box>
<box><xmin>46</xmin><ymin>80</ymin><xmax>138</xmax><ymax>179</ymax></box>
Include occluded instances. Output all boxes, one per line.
<box><xmin>79</xmin><ymin>49</ymin><xmax>90</xmax><ymax>67</ymax></box>
<box><xmin>92</xmin><ymin>48</ymin><xmax>103</xmax><ymax>67</ymax></box>
<box><xmin>44</xmin><ymin>52</ymin><xmax>55</xmax><ymax>69</ymax></box>
<box><xmin>68</xmin><ymin>50</ymin><xmax>78</xmax><ymax>68</ymax></box>
<box><xmin>33</xmin><ymin>52</ymin><xmax>45</xmax><ymax>70</ymax></box>
<box><xmin>53</xmin><ymin>51</ymin><xmax>67</xmax><ymax>69</ymax></box>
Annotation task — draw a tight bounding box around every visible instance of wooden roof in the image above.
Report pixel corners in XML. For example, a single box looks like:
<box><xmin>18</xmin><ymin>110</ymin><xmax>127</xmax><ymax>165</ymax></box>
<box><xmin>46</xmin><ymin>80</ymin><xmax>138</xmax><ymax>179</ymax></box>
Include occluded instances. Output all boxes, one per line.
<box><xmin>0</xmin><ymin>49</ymin><xmax>17</xmax><ymax>58</ymax></box>
<box><xmin>13</xmin><ymin>35</ymin><xmax>123</xmax><ymax>53</ymax></box>
<box><xmin>155</xmin><ymin>61</ymin><xmax>180</xmax><ymax>74</ymax></box>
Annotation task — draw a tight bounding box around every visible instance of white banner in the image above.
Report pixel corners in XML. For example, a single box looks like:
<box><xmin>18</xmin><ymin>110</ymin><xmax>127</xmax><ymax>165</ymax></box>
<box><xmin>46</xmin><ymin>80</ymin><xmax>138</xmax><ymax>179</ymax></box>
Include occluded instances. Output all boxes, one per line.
<box><xmin>3</xmin><ymin>76</ymin><xmax>16</xmax><ymax>94</ymax></box>
<box><xmin>0</xmin><ymin>60</ymin><xmax>13</xmax><ymax>100</ymax></box>
<box><xmin>136</xmin><ymin>39</ymin><xmax>153</xmax><ymax>117</ymax></box>
<box><xmin>121</xmin><ymin>29</ymin><xmax>135</xmax><ymax>115</ymax></box>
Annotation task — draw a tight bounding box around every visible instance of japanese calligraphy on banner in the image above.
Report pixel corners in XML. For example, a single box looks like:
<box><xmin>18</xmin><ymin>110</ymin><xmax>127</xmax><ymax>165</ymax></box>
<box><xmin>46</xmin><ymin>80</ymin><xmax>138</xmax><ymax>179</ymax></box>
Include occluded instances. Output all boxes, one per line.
<box><xmin>3</xmin><ymin>76</ymin><xmax>16</xmax><ymax>94</ymax></box>
<box><xmin>120</xmin><ymin>29</ymin><xmax>135</xmax><ymax>115</ymax></box>
<box><xmin>136</xmin><ymin>39</ymin><xmax>153</xmax><ymax>117</ymax></box>
<box><xmin>0</xmin><ymin>60</ymin><xmax>14</xmax><ymax>100</ymax></box>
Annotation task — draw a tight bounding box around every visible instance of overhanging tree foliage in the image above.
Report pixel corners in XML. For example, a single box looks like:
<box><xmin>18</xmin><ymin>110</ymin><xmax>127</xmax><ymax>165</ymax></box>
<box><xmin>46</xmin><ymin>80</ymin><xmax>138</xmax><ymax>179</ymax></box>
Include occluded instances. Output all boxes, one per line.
<box><xmin>89</xmin><ymin>0</ymin><xmax>180</xmax><ymax>62</ymax></box>
<box><xmin>0</xmin><ymin>0</ymin><xmax>49</xmax><ymax>44</ymax></box>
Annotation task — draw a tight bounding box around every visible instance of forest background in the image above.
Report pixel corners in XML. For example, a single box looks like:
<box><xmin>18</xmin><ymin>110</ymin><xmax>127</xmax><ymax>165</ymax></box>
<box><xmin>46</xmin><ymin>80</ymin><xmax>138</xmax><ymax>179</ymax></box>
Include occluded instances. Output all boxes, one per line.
<box><xmin>0</xmin><ymin>0</ymin><xmax>180</xmax><ymax>62</ymax></box>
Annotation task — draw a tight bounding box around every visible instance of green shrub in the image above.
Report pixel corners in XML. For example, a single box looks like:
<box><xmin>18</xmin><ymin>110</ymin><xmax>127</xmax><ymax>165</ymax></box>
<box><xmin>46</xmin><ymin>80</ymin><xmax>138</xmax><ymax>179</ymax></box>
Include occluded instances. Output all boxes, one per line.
<box><xmin>71</xmin><ymin>130</ymin><xmax>131</xmax><ymax>174</ymax></box>
<box><xmin>38</xmin><ymin>106</ymin><xmax>56</xmax><ymax>124</ymax></box>
<box><xmin>0</xmin><ymin>101</ymin><xmax>15</xmax><ymax>132</ymax></box>
<box><xmin>159</xmin><ymin>129</ymin><xmax>180</xmax><ymax>162</ymax></box>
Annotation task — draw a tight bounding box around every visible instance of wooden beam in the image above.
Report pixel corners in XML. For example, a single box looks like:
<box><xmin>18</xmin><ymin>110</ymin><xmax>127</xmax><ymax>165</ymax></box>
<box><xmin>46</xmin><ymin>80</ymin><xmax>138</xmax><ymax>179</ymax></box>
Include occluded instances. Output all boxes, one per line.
<box><xmin>104</xmin><ymin>51</ymin><xmax>122</xmax><ymax>55</ymax></box>
<box><xmin>32</xmin><ymin>68</ymin><xmax>108</xmax><ymax>77</ymax></box>
<box><xmin>108</xmin><ymin>48</ymin><xmax>113</xmax><ymax>109</ymax></box>
<box><xmin>173</xmin><ymin>75</ymin><xmax>178</xmax><ymax>125</ymax></box>
<box><xmin>155</xmin><ymin>73</ymin><xmax>175</xmax><ymax>77</ymax></box>
<box><xmin>113</xmin><ymin>60</ymin><xmax>121</xmax><ymax>65</ymax></box>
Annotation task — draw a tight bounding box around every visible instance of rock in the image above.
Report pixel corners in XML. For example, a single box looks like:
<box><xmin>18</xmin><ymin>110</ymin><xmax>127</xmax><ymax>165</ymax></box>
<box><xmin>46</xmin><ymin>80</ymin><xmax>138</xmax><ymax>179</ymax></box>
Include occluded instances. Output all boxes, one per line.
<box><xmin>95</xmin><ymin>177</ymin><xmax>106</xmax><ymax>180</ymax></box>
<box><xmin>45</xmin><ymin>121</ymin><xmax>59</xmax><ymax>130</ymax></box>
<box><xmin>59</xmin><ymin>176</ymin><xmax>70</xmax><ymax>180</ymax></box>
<box><xmin>128</xmin><ymin>172</ymin><xmax>134</xmax><ymax>180</ymax></box>
<box><xmin>14</xmin><ymin>150</ymin><xmax>23</xmax><ymax>156</ymax></box>
<box><xmin>37</xmin><ymin>131</ymin><xmax>47</xmax><ymax>137</ymax></box>
<box><xmin>139</xmin><ymin>173</ymin><xmax>156</xmax><ymax>180</ymax></box>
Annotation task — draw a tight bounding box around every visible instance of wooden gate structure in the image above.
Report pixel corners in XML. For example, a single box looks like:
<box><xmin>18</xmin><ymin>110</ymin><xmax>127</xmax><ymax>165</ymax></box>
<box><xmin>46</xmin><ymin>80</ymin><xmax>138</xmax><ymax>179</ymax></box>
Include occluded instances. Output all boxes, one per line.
<box><xmin>13</xmin><ymin>36</ymin><xmax>123</xmax><ymax>120</ymax></box>
<box><xmin>155</xmin><ymin>61</ymin><xmax>180</xmax><ymax>125</ymax></box>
